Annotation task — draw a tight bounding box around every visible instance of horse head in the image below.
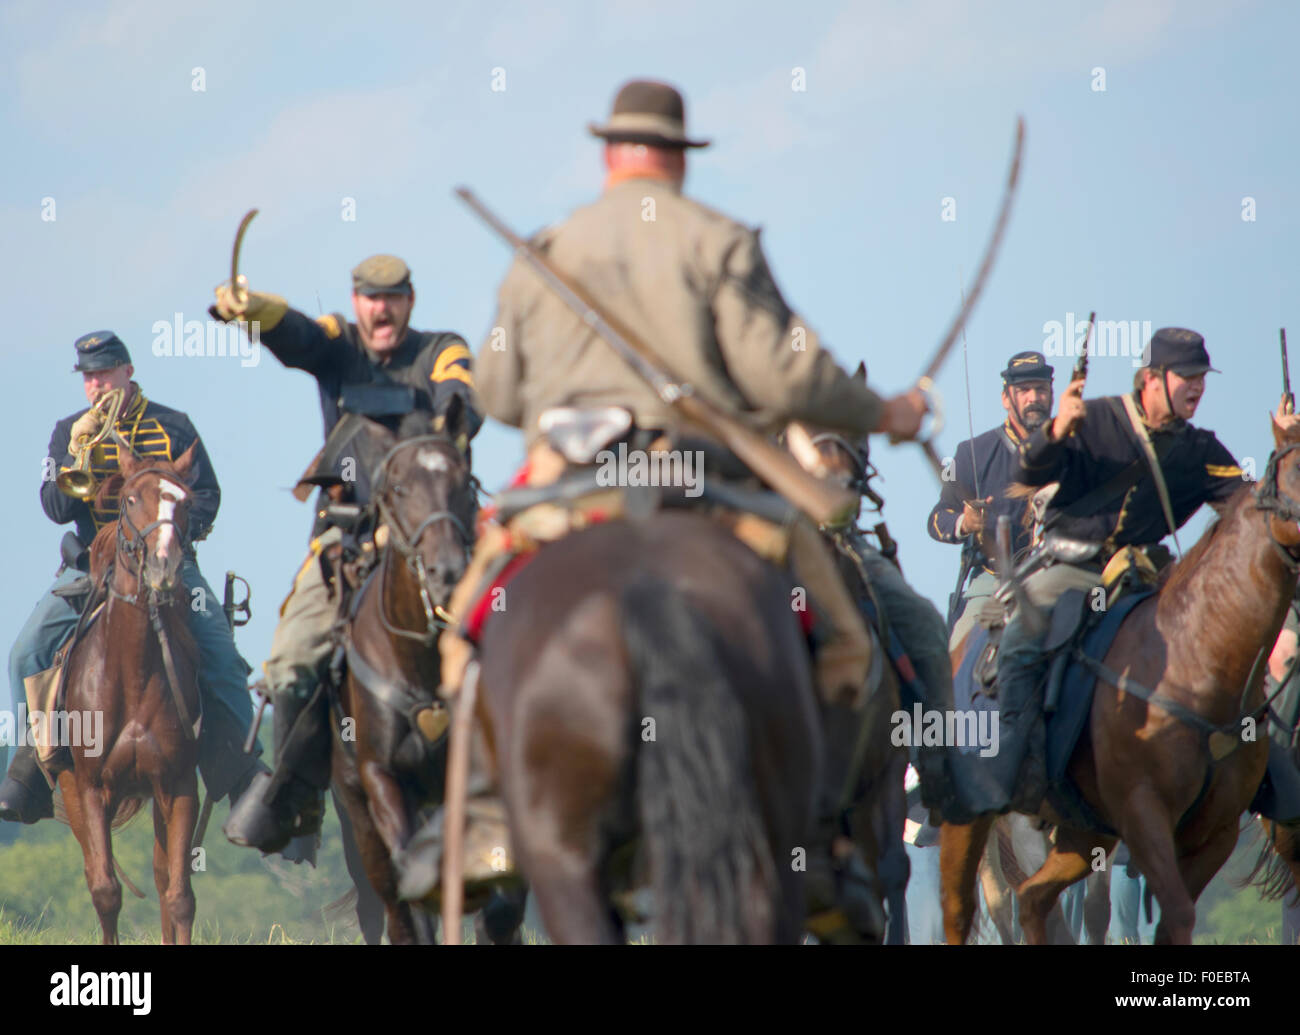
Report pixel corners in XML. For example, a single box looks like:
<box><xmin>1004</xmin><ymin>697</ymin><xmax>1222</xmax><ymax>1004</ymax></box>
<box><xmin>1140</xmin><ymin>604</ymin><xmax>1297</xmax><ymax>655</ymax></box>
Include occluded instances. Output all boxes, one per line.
<box><xmin>369</xmin><ymin>395</ymin><xmax>477</xmax><ymax>608</ymax></box>
<box><xmin>1259</xmin><ymin>415</ymin><xmax>1300</xmax><ymax>560</ymax></box>
<box><xmin>95</xmin><ymin>441</ymin><xmax>199</xmax><ymax>596</ymax></box>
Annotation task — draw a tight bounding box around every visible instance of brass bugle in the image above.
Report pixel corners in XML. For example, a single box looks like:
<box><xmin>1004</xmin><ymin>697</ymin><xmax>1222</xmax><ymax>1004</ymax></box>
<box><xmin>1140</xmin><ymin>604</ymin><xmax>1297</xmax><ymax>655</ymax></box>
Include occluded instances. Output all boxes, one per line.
<box><xmin>57</xmin><ymin>387</ymin><xmax>126</xmax><ymax>499</ymax></box>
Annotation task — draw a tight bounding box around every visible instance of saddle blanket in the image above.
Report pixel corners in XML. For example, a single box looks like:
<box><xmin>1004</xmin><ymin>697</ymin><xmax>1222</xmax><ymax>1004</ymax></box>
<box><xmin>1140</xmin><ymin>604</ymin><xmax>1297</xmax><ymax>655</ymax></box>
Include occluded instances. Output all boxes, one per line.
<box><xmin>953</xmin><ymin>590</ymin><xmax>1154</xmax><ymax>832</ymax></box>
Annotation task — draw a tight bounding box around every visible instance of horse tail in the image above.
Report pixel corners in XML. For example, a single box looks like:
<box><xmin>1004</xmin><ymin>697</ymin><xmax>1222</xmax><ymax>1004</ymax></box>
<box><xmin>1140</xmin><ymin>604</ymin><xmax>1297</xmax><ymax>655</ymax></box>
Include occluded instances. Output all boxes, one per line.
<box><xmin>621</xmin><ymin>577</ymin><xmax>779</xmax><ymax>944</ymax></box>
<box><xmin>1237</xmin><ymin>818</ymin><xmax>1300</xmax><ymax>905</ymax></box>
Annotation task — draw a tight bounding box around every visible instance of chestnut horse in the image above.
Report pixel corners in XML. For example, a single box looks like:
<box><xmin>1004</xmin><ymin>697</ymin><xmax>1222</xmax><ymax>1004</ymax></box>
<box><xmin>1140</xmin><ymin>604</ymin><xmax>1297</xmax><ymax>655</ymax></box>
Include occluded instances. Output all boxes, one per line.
<box><xmin>473</xmin><ymin>509</ymin><xmax>823</xmax><ymax>943</ymax></box>
<box><xmin>939</xmin><ymin>418</ymin><xmax>1300</xmax><ymax>944</ymax></box>
<box><xmin>57</xmin><ymin>443</ymin><xmax>203</xmax><ymax>944</ymax></box>
<box><xmin>330</xmin><ymin>408</ymin><xmax>493</xmax><ymax>944</ymax></box>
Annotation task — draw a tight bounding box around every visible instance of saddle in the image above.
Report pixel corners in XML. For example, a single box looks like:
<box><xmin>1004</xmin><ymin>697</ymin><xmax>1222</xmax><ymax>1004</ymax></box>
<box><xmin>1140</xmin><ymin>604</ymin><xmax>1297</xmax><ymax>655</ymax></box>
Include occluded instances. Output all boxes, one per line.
<box><xmin>462</xmin><ymin>407</ymin><xmax>807</xmax><ymax>647</ymax></box>
<box><xmin>26</xmin><ymin>569</ymin><xmax>108</xmax><ymax>774</ymax></box>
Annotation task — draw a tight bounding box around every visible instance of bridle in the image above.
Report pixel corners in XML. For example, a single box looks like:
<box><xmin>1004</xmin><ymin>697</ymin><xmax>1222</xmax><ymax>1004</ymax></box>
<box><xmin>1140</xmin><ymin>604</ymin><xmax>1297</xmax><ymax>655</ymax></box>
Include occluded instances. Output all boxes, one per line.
<box><xmin>1254</xmin><ymin>441</ymin><xmax>1300</xmax><ymax>571</ymax></box>
<box><xmin>109</xmin><ymin>467</ymin><xmax>192</xmax><ymax>609</ymax></box>
<box><xmin>807</xmin><ymin>432</ymin><xmax>882</xmax><ymax>507</ymax></box>
<box><xmin>103</xmin><ymin>465</ymin><xmax>201</xmax><ymax>740</ymax></box>
<box><xmin>371</xmin><ymin>434</ymin><xmax>475</xmax><ymax>645</ymax></box>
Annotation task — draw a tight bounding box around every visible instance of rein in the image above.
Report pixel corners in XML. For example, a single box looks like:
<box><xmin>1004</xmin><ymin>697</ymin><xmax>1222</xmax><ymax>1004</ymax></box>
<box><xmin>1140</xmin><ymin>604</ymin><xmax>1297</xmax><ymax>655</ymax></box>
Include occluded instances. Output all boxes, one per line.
<box><xmin>104</xmin><ymin>466</ymin><xmax>200</xmax><ymax>740</ymax></box>
<box><xmin>371</xmin><ymin>435</ymin><xmax>473</xmax><ymax>646</ymax></box>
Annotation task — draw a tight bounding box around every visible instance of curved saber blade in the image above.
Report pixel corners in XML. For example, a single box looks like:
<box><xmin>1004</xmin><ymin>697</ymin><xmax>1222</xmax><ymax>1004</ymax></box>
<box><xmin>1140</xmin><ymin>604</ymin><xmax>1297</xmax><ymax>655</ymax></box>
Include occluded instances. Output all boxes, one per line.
<box><xmin>920</xmin><ymin>117</ymin><xmax>1025</xmax><ymax>385</ymax></box>
<box><xmin>230</xmin><ymin>208</ymin><xmax>259</xmax><ymax>305</ymax></box>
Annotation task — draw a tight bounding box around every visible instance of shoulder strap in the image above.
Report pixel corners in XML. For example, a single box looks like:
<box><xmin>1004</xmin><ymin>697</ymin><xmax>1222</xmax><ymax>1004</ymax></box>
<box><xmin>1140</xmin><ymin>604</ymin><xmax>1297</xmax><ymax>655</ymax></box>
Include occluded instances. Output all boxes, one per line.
<box><xmin>1048</xmin><ymin>401</ymin><xmax>1177</xmax><ymax>527</ymax></box>
<box><xmin>1115</xmin><ymin>394</ymin><xmax>1182</xmax><ymax>556</ymax></box>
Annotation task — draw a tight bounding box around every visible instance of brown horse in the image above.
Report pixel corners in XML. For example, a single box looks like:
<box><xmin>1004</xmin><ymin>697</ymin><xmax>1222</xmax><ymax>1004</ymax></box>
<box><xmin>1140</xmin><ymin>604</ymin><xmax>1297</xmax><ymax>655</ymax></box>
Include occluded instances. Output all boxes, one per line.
<box><xmin>473</xmin><ymin>508</ymin><xmax>823</xmax><ymax>943</ymax></box>
<box><xmin>940</xmin><ymin>418</ymin><xmax>1300</xmax><ymax>944</ymax></box>
<box><xmin>57</xmin><ymin>443</ymin><xmax>203</xmax><ymax>944</ymax></box>
<box><xmin>330</xmin><ymin>408</ymin><xmax>487</xmax><ymax>945</ymax></box>
<box><xmin>785</xmin><ymin>420</ymin><xmax>910</xmax><ymax>943</ymax></box>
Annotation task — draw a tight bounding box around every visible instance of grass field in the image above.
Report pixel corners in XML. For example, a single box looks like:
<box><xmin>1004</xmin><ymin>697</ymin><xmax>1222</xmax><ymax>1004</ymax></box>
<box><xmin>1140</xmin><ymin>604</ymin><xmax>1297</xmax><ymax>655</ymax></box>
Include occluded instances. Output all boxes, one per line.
<box><xmin>0</xmin><ymin>787</ymin><xmax>1290</xmax><ymax>944</ymax></box>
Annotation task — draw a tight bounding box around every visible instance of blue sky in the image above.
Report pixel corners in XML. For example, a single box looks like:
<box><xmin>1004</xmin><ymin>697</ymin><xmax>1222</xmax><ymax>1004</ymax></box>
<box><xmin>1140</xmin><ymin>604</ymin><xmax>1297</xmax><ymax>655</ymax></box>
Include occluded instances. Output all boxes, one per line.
<box><xmin>1</xmin><ymin>0</ymin><xmax>1296</xmax><ymax>733</ymax></box>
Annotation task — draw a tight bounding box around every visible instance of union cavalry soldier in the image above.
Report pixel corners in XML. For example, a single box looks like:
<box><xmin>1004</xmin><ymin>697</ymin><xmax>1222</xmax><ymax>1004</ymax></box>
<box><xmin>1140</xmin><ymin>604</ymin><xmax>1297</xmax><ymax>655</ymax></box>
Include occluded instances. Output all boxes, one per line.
<box><xmin>986</xmin><ymin>327</ymin><xmax>1247</xmax><ymax>814</ymax></box>
<box><xmin>400</xmin><ymin>78</ymin><xmax>961</xmax><ymax>903</ymax></box>
<box><xmin>929</xmin><ymin>350</ymin><xmax>1054</xmax><ymax>648</ymax></box>
<box><xmin>0</xmin><ymin>332</ymin><xmax>264</xmax><ymax>822</ymax></box>
<box><xmin>213</xmin><ymin>255</ymin><xmax>481</xmax><ymax>853</ymax></box>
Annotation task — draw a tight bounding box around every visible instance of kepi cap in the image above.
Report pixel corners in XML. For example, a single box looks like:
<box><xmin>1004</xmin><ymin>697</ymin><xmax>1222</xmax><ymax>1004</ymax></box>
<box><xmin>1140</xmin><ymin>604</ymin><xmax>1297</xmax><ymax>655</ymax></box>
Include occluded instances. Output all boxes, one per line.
<box><xmin>352</xmin><ymin>255</ymin><xmax>413</xmax><ymax>297</ymax></box>
<box><xmin>1140</xmin><ymin>327</ymin><xmax>1219</xmax><ymax>375</ymax></box>
<box><xmin>1001</xmin><ymin>350</ymin><xmax>1054</xmax><ymax>386</ymax></box>
<box><xmin>72</xmin><ymin>331</ymin><xmax>132</xmax><ymax>373</ymax></box>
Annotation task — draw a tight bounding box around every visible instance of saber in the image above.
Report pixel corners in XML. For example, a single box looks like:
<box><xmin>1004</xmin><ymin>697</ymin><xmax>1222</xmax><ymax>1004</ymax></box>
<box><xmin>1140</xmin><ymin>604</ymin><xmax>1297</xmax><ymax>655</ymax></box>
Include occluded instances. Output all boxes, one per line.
<box><xmin>911</xmin><ymin>118</ymin><xmax>1025</xmax><ymax>485</ymax></box>
<box><xmin>919</xmin><ymin>118</ymin><xmax>1025</xmax><ymax>386</ymax></box>
<box><xmin>230</xmin><ymin>208</ymin><xmax>259</xmax><ymax>306</ymax></box>
<box><xmin>1282</xmin><ymin>328</ymin><xmax>1293</xmax><ymax>416</ymax></box>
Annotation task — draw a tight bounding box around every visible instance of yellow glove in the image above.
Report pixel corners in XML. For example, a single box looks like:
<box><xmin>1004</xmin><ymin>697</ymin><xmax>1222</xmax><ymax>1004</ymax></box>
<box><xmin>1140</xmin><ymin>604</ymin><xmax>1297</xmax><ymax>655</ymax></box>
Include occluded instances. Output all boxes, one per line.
<box><xmin>211</xmin><ymin>278</ymin><xmax>288</xmax><ymax>332</ymax></box>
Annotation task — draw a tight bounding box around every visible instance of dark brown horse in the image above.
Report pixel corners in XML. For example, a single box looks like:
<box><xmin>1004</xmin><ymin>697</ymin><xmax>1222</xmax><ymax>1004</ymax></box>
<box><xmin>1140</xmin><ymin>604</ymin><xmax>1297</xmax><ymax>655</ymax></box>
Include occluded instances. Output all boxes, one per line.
<box><xmin>474</xmin><ymin>509</ymin><xmax>823</xmax><ymax>943</ymax></box>
<box><xmin>785</xmin><ymin>420</ymin><xmax>910</xmax><ymax>943</ymax></box>
<box><xmin>330</xmin><ymin>408</ymin><xmax>485</xmax><ymax>944</ymax></box>
<box><xmin>940</xmin><ymin>418</ymin><xmax>1300</xmax><ymax>944</ymax></box>
<box><xmin>57</xmin><ymin>443</ymin><xmax>203</xmax><ymax>944</ymax></box>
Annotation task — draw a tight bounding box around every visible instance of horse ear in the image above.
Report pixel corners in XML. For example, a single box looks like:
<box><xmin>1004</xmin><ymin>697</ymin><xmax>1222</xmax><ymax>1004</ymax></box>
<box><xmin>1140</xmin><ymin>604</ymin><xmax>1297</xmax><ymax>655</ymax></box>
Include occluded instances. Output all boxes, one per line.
<box><xmin>853</xmin><ymin>361</ymin><xmax>867</xmax><ymax>383</ymax></box>
<box><xmin>440</xmin><ymin>394</ymin><xmax>471</xmax><ymax>453</ymax></box>
<box><xmin>116</xmin><ymin>444</ymin><xmax>141</xmax><ymax>478</ymax></box>
<box><xmin>96</xmin><ymin>472</ymin><xmax>125</xmax><ymax>511</ymax></box>
<box><xmin>172</xmin><ymin>440</ymin><xmax>201</xmax><ymax>486</ymax></box>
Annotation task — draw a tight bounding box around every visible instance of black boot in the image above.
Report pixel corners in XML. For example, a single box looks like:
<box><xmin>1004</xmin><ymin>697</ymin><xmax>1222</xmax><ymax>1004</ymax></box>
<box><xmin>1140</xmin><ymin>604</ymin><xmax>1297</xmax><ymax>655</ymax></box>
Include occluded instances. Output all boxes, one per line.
<box><xmin>0</xmin><ymin>746</ymin><xmax>54</xmax><ymax>824</ymax></box>
<box><xmin>223</xmin><ymin>681</ymin><xmax>329</xmax><ymax>853</ymax></box>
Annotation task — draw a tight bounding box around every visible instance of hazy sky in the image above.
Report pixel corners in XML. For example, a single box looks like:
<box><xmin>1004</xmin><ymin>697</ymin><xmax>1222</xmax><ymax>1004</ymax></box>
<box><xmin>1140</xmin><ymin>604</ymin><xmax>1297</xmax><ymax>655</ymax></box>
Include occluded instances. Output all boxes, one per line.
<box><xmin>1</xmin><ymin>0</ymin><xmax>1296</xmax><ymax>735</ymax></box>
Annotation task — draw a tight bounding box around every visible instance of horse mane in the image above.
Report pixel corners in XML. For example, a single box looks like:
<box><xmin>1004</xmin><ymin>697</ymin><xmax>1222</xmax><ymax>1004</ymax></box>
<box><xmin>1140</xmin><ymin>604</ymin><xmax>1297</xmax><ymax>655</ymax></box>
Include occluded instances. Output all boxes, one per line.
<box><xmin>1158</xmin><ymin>482</ymin><xmax>1254</xmax><ymax>596</ymax></box>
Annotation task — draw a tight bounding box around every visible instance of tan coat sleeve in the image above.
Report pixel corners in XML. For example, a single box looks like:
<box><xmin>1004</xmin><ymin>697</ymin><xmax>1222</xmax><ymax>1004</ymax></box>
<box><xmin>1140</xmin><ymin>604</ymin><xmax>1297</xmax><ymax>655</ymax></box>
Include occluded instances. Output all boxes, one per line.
<box><xmin>474</xmin><ymin>260</ymin><xmax>529</xmax><ymax>429</ymax></box>
<box><xmin>711</xmin><ymin>228</ymin><xmax>885</xmax><ymax>436</ymax></box>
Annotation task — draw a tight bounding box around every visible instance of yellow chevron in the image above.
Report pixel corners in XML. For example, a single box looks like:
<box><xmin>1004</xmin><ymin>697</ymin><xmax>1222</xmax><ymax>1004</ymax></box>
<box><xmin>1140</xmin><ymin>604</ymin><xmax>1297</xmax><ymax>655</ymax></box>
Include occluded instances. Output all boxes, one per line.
<box><xmin>431</xmin><ymin>343</ymin><xmax>472</xmax><ymax>383</ymax></box>
<box><xmin>1205</xmin><ymin>464</ymin><xmax>1243</xmax><ymax>478</ymax></box>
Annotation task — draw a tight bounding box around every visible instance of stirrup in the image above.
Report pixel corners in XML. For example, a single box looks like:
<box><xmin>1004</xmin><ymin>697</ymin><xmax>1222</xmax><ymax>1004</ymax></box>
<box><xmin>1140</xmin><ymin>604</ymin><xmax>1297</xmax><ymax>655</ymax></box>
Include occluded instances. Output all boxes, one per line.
<box><xmin>222</xmin><ymin>771</ymin><xmax>322</xmax><ymax>853</ymax></box>
<box><xmin>0</xmin><ymin>774</ymin><xmax>54</xmax><ymax>825</ymax></box>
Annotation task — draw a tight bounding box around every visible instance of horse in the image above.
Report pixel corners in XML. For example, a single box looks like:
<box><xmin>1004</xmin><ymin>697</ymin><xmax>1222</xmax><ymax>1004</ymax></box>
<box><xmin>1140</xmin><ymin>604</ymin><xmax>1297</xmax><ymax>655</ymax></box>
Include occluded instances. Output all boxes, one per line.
<box><xmin>328</xmin><ymin>404</ymin><xmax>515</xmax><ymax>944</ymax></box>
<box><xmin>784</xmin><ymin>420</ymin><xmax>910</xmax><ymax>943</ymax></box>
<box><xmin>471</xmin><ymin>499</ymin><xmax>824</xmax><ymax>943</ymax></box>
<box><xmin>939</xmin><ymin>417</ymin><xmax>1300</xmax><ymax>944</ymax></box>
<box><xmin>56</xmin><ymin>442</ymin><xmax>204</xmax><ymax>944</ymax></box>
<box><xmin>978</xmin><ymin>813</ymin><xmax>1111</xmax><ymax>944</ymax></box>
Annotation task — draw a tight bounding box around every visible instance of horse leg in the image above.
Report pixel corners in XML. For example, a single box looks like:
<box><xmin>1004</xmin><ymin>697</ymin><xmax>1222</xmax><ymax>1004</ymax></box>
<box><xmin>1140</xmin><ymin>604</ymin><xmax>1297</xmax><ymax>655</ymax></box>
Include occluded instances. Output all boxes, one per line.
<box><xmin>939</xmin><ymin>816</ymin><xmax>995</xmax><ymax>944</ymax></box>
<box><xmin>1017</xmin><ymin>828</ymin><xmax>1112</xmax><ymax>945</ymax></box>
<box><xmin>870</xmin><ymin>753</ymin><xmax>911</xmax><ymax>946</ymax></box>
<box><xmin>1174</xmin><ymin>820</ymin><xmax>1241</xmax><ymax>925</ymax></box>
<box><xmin>332</xmin><ymin>786</ymin><xmax>386</xmax><ymax>945</ymax></box>
<box><xmin>978</xmin><ymin>842</ymin><xmax>1015</xmax><ymax>944</ymax></box>
<box><xmin>160</xmin><ymin>785</ymin><xmax>198</xmax><ymax>945</ymax></box>
<box><xmin>76</xmin><ymin>779</ymin><xmax>121</xmax><ymax>945</ymax></box>
<box><xmin>1118</xmin><ymin>791</ymin><xmax>1195</xmax><ymax>944</ymax></box>
<box><xmin>153</xmin><ymin>801</ymin><xmax>174</xmax><ymax>944</ymax></box>
<box><xmin>341</xmin><ymin>769</ymin><xmax>418</xmax><ymax>945</ymax></box>
<box><xmin>1083</xmin><ymin>865</ymin><xmax>1112</xmax><ymax>945</ymax></box>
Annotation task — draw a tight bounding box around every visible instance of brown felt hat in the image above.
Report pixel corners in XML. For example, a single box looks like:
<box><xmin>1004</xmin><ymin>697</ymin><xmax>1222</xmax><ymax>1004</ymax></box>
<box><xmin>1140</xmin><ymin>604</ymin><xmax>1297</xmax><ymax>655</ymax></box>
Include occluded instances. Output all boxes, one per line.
<box><xmin>588</xmin><ymin>79</ymin><xmax>710</xmax><ymax>149</ymax></box>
